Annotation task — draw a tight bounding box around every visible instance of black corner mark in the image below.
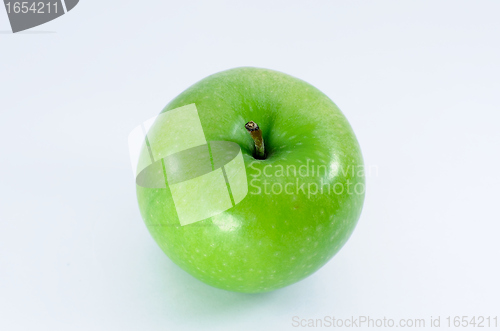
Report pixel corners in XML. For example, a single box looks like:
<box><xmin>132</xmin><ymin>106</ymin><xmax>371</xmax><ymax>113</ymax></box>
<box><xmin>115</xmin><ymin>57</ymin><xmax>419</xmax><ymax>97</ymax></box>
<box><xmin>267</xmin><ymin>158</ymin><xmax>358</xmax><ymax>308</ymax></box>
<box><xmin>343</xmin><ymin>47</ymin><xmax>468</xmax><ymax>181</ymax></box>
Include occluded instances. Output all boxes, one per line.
<box><xmin>3</xmin><ymin>0</ymin><xmax>79</xmax><ymax>33</ymax></box>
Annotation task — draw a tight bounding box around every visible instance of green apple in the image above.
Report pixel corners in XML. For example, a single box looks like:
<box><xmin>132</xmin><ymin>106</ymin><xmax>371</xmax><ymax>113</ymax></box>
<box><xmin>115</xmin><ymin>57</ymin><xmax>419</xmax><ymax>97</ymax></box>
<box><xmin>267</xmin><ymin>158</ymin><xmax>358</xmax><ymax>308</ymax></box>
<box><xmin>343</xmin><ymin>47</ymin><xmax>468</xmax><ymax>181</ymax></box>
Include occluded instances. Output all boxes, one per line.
<box><xmin>136</xmin><ymin>67</ymin><xmax>365</xmax><ymax>293</ymax></box>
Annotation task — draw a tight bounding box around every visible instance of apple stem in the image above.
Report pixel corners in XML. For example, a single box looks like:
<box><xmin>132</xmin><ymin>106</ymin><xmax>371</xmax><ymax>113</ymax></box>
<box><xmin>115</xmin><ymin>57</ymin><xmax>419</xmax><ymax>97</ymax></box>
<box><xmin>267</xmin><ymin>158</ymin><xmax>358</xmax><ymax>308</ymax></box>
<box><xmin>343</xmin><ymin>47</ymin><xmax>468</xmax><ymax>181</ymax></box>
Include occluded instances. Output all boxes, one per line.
<box><xmin>245</xmin><ymin>121</ymin><xmax>266</xmax><ymax>159</ymax></box>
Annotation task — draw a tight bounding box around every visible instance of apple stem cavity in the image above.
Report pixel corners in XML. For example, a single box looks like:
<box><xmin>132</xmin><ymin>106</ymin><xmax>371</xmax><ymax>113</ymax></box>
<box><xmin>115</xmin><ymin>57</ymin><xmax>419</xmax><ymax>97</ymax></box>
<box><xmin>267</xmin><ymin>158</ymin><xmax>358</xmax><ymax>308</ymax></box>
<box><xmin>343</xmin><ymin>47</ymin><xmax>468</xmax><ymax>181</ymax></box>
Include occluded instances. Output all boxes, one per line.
<box><xmin>245</xmin><ymin>121</ymin><xmax>266</xmax><ymax>159</ymax></box>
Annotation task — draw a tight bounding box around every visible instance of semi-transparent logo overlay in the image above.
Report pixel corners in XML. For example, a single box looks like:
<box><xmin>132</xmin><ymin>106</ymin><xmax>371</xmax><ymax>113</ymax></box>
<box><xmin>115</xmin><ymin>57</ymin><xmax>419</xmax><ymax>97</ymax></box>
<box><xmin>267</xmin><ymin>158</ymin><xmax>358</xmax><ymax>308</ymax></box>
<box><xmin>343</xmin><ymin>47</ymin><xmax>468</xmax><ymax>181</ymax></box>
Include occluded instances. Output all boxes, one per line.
<box><xmin>128</xmin><ymin>104</ymin><xmax>249</xmax><ymax>226</ymax></box>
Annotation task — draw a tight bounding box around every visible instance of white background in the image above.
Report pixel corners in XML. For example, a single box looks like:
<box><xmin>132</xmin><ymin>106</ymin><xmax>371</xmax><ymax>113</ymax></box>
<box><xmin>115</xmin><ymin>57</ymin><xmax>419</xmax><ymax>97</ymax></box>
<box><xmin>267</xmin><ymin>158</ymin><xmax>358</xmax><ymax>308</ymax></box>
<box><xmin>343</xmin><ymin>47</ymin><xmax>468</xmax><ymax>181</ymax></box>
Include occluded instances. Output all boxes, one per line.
<box><xmin>1</xmin><ymin>1</ymin><xmax>499</xmax><ymax>330</ymax></box>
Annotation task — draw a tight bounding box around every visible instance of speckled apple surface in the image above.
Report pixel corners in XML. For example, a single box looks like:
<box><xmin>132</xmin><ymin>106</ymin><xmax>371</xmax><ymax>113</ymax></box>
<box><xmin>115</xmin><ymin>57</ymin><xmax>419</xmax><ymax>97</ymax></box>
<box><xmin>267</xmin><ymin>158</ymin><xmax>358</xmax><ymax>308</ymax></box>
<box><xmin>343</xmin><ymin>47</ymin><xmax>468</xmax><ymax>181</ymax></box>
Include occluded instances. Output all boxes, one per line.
<box><xmin>136</xmin><ymin>67</ymin><xmax>365</xmax><ymax>293</ymax></box>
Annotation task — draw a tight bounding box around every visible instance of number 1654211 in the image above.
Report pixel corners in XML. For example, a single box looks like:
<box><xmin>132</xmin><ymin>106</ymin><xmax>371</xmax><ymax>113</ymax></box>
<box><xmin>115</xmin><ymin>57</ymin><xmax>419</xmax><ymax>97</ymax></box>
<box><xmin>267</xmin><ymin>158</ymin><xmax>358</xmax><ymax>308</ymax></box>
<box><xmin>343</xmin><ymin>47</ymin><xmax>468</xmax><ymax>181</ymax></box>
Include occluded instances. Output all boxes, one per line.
<box><xmin>5</xmin><ymin>2</ymin><xmax>58</xmax><ymax>14</ymax></box>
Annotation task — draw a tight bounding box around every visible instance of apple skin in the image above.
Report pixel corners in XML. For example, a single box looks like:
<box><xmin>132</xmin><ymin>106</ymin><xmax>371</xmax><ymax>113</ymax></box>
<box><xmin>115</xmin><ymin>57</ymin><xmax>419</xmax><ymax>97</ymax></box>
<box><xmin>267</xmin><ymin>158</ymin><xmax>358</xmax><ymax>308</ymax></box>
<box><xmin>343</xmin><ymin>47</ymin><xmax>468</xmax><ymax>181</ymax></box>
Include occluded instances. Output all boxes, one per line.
<box><xmin>136</xmin><ymin>67</ymin><xmax>365</xmax><ymax>293</ymax></box>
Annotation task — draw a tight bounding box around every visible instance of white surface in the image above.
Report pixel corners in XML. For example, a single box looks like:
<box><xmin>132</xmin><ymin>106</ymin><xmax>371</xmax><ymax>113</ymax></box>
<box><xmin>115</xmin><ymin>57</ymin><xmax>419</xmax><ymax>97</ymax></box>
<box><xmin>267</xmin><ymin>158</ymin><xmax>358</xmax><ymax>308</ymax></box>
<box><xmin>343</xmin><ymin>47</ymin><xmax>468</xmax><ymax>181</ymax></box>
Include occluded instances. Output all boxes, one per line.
<box><xmin>1</xmin><ymin>1</ymin><xmax>499</xmax><ymax>330</ymax></box>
